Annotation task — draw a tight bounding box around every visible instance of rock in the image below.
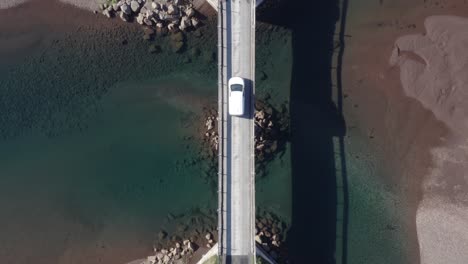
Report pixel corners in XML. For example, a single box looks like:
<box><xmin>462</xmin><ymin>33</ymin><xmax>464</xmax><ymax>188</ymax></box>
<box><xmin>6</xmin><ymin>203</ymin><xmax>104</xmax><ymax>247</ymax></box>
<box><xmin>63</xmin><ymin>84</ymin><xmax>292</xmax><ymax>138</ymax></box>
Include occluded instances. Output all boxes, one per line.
<box><xmin>156</xmin><ymin>22</ymin><xmax>164</xmax><ymax>28</ymax></box>
<box><xmin>137</xmin><ymin>13</ymin><xmax>145</xmax><ymax>24</ymax></box>
<box><xmin>179</xmin><ymin>16</ymin><xmax>191</xmax><ymax>31</ymax></box>
<box><xmin>272</xmin><ymin>240</ymin><xmax>280</xmax><ymax>247</ymax></box>
<box><xmin>255</xmin><ymin>235</ymin><xmax>262</xmax><ymax>244</ymax></box>
<box><xmin>168</xmin><ymin>23</ymin><xmax>176</xmax><ymax>31</ymax></box>
<box><xmin>208</xmin><ymin>239</ymin><xmax>213</xmax><ymax>244</ymax></box>
<box><xmin>175</xmin><ymin>242</ymin><xmax>181</xmax><ymax>249</ymax></box>
<box><xmin>187</xmin><ymin>241</ymin><xmax>194</xmax><ymax>250</ymax></box>
<box><xmin>147</xmin><ymin>255</ymin><xmax>157</xmax><ymax>263</ymax></box>
<box><xmin>130</xmin><ymin>0</ymin><xmax>140</xmax><ymax>12</ymax></box>
<box><xmin>206</xmin><ymin>243</ymin><xmax>211</xmax><ymax>248</ymax></box>
<box><xmin>119</xmin><ymin>11</ymin><xmax>129</xmax><ymax>22</ymax></box>
<box><xmin>191</xmin><ymin>17</ymin><xmax>199</xmax><ymax>27</ymax></box>
<box><xmin>183</xmin><ymin>239</ymin><xmax>190</xmax><ymax>245</ymax></box>
<box><xmin>205</xmin><ymin>233</ymin><xmax>212</xmax><ymax>241</ymax></box>
<box><xmin>144</xmin><ymin>18</ymin><xmax>153</xmax><ymax>26</ymax></box>
<box><xmin>121</xmin><ymin>3</ymin><xmax>131</xmax><ymax>15</ymax></box>
<box><xmin>146</xmin><ymin>9</ymin><xmax>154</xmax><ymax>18</ymax></box>
<box><xmin>162</xmin><ymin>255</ymin><xmax>170</xmax><ymax>263</ymax></box>
<box><xmin>102</xmin><ymin>9</ymin><xmax>112</xmax><ymax>18</ymax></box>
<box><xmin>112</xmin><ymin>3</ymin><xmax>121</xmax><ymax>12</ymax></box>
<box><xmin>160</xmin><ymin>249</ymin><xmax>168</xmax><ymax>254</ymax></box>
<box><xmin>206</xmin><ymin>119</ymin><xmax>214</xmax><ymax>130</ymax></box>
<box><xmin>185</xmin><ymin>7</ymin><xmax>195</xmax><ymax>18</ymax></box>
<box><xmin>151</xmin><ymin>2</ymin><xmax>159</xmax><ymax>10</ymax></box>
<box><xmin>167</xmin><ymin>4</ymin><xmax>177</xmax><ymax>15</ymax></box>
<box><xmin>155</xmin><ymin>252</ymin><xmax>164</xmax><ymax>260</ymax></box>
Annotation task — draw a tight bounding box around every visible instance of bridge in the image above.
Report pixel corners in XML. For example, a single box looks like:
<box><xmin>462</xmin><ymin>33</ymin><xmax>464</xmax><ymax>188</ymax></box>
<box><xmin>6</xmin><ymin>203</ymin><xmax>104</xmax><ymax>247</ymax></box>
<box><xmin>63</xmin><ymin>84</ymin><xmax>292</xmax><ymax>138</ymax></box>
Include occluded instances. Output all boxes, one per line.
<box><xmin>217</xmin><ymin>0</ymin><xmax>256</xmax><ymax>263</ymax></box>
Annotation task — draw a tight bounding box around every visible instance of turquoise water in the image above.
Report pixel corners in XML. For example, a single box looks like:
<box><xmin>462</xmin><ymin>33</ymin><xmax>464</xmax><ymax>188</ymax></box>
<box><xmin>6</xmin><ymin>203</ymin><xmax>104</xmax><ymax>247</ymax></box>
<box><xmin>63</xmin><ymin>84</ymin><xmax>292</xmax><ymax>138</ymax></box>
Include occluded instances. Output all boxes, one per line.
<box><xmin>0</xmin><ymin>3</ymin><xmax>293</xmax><ymax>263</ymax></box>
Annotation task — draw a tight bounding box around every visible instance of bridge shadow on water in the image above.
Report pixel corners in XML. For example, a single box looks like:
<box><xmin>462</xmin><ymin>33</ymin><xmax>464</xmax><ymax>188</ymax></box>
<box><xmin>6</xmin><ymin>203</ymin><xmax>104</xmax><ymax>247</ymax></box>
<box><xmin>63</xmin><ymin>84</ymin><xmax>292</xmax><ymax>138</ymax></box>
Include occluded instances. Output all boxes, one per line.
<box><xmin>258</xmin><ymin>0</ymin><xmax>349</xmax><ymax>263</ymax></box>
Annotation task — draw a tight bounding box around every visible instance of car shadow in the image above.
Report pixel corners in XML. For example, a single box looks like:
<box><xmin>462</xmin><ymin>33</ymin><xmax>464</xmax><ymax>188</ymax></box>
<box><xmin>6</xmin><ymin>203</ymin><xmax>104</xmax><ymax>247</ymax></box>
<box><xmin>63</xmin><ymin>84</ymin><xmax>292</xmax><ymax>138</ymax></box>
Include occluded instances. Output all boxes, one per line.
<box><xmin>258</xmin><ymin>0</ymin><xmax>348</xmax><ymax>263</ymax></box>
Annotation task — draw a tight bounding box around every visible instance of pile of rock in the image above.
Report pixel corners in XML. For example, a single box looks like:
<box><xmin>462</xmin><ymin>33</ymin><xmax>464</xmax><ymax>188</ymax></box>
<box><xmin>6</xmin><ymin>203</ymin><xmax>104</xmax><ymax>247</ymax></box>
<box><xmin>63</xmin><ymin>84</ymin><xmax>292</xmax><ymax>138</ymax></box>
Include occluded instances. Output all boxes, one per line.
<box><xmin>203</xmin><ymin>110</ymin><xmax>218</xmax><ymax>155</ymax></box>
<box><xmin>204</xmin><ymin>232</ymin><xmax>216</xmax><ymax>248</ymax></box>
<box><xmin>98</xmin><ymin>0</ymin><xmax>200</xmax><ymax>32</ymax></box>
<box><xmin>145</xmin><ymin>239</ymin><xmax>196</xmax><ymax>264</ymax></box>
<box><xmin>200</xmin><ymin>98</ymin><xmax>289</xmax><ymax>168</ymax></box>
<box><xmin>254</xmin><ymin>213</ymin><xmax>288</xmax><ymax>262</ymax></box>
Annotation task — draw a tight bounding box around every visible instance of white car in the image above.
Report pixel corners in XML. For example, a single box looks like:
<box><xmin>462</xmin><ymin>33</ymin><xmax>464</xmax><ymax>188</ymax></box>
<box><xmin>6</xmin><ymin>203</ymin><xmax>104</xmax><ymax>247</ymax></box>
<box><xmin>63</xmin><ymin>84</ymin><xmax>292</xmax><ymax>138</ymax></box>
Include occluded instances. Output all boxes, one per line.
<box><xmin>228</xmin><ymin>77</ymin><xmax>245</xmax><ymax>116</ymax></box>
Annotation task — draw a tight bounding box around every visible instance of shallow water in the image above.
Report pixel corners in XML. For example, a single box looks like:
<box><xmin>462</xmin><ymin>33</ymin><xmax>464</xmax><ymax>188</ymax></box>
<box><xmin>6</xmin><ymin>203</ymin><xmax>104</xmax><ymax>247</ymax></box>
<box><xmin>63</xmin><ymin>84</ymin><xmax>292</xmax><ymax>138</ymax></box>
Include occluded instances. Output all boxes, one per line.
<box><xmin>0</xmin><ymin>1</ymin><xmax>294</xmax><ymax>263</ymax></box>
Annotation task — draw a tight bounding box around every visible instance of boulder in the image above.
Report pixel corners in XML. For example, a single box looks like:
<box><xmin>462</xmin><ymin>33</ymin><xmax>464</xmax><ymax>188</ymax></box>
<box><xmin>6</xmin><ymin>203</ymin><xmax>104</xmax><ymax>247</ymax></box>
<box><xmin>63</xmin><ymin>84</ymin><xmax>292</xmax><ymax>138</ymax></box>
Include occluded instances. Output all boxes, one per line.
<box><xmin>168</xmin><ymin>23</ymin><xmax>176</xmax><ymax>31</ymax></box>
<box><xmin>179</xmin><ymin>16</ymin><xmax>191</xmax><ymax>31</ymax></box>
<box><xmin>112</xmin><ymin>3</ymin><xmax>121</xmax><ymax>11</ymax></box>
<box><xmin>119</xmin><ymin>11</ymin><xmax>129</xmax><ymax>22</ymax></box>
<box><xmin>102</xmin><ymin>9</ymin><xmax>112</xmax><ymax>18</ymax></box>
<box><xmin>155</xmin><ymin>252</ymin><xmax>164</xmax><ymax>260</ymax></box>
<box><xmin>191</xmin><ymin>17</ymin><xmax>199</xmax><ymax>27</ymax></box>
<box><xmin>146</xmin><ymin>9</ymin><xmax>154</xmax><ymax>18</ymax></box>
<box><xmin>120</xmin><ymin>4</ymin><xmax>131</xmax><ymax>15</ymax></box>
<box><xmin>147</xmin><ymin>255</ymin><xmax>157</xmax><ymax>263</ymax></box>
<box><xmin>130</xmin><ymin>0</ymin><xmax>140</xmax><ymax>12</ymax></box>
<box><xmin>255</xmin><ymin>235</ymin><xmax>262</xmax><ymax>244</ymax></box>
<box><xmin>185</xmin><ymin>7</ymin><xmax>195</xmax><ymax>18</ymax></box>
<box><xmin>144</xmin><ymin>18</ymin><xmax>153</xmax><ymax>26</ymax></box>
<box><xmin>167</xmin><ymin>4</ymin><xmax>176</xmax><ymax>15</ymax></box>
<box><xmin>136</xmin><ymin>13</ymin><xmax>145</xmax><ymax>24</ymax></box>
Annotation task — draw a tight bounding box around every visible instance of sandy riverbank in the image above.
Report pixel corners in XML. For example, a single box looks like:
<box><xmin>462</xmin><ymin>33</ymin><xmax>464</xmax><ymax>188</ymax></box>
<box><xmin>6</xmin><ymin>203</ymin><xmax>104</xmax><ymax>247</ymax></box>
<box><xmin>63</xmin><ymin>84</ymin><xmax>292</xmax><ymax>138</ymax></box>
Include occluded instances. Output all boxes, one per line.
<box><xmin>343</xmin><ymin>0</ymin><xmax>468</xmax><ymax>263</ymax></box>
<box><xmin>0</xmin><ymin>0</ymin><xmax>101</xmax><ymax>10</ymax></box>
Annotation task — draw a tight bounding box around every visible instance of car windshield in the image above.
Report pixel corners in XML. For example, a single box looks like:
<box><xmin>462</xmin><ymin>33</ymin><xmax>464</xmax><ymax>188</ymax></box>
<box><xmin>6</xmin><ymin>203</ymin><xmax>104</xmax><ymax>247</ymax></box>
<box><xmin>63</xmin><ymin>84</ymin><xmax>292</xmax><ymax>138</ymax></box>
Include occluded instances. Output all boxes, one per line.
<box><xmin>230</xmin><ymin>84</ymin><xmax>243</xmax><ymax>92</ymax></box>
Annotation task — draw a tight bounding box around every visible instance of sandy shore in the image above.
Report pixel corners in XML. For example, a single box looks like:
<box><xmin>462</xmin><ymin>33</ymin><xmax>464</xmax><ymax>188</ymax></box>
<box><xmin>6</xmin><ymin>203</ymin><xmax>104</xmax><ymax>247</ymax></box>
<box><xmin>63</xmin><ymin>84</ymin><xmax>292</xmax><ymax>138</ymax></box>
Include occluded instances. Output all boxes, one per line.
<box><xmin>343</xmin><ymin>0</ymin><xmax>468</xmax><ymax>263</ymax></box>
<box><xmin>0</xmin><ymin>0</ymin><xmax>101</xmax><ymax>10</ymax></box>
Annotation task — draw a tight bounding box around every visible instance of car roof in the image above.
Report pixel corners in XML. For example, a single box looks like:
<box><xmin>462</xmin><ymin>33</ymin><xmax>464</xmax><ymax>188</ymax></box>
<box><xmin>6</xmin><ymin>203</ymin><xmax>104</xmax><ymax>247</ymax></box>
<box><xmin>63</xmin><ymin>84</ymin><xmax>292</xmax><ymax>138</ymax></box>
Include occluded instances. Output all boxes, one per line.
<box><xmin>229</xmin><ymin>77</ymin><xmax>244</xmax><ymax>86</ymax></box>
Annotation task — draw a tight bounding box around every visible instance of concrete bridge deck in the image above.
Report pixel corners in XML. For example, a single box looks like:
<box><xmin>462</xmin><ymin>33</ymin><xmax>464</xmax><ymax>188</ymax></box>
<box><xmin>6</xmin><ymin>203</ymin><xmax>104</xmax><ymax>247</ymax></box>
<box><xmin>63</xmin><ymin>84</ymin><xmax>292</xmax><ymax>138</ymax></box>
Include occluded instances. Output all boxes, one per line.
<box><xmin>217</xmin><ymin>0</ymin><xmax>256</xmax><ymax>263</ymax></box>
